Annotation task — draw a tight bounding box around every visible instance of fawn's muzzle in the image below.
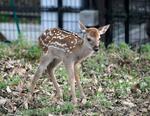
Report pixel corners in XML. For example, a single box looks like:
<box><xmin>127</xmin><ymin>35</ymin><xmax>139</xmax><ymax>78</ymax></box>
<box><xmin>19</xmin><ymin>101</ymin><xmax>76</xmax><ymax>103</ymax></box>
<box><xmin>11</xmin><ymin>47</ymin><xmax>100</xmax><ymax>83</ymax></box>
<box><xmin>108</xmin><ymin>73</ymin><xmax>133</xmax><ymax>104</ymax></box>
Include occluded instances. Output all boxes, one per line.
<box><xmin>93</xmin><ymin>46</ymin><xmax>99</xmax><ymax>52</ymax></box>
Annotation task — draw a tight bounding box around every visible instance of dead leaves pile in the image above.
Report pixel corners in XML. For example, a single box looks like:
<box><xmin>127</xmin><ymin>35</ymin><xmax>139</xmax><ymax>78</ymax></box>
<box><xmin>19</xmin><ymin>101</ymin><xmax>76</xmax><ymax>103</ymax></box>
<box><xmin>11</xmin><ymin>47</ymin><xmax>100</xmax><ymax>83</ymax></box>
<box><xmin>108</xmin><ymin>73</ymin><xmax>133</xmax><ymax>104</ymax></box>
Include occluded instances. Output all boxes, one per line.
<box><xmin>0</xmin><ymin>58</ymin><xmax>36</xmax><ymax>115</ymax></box>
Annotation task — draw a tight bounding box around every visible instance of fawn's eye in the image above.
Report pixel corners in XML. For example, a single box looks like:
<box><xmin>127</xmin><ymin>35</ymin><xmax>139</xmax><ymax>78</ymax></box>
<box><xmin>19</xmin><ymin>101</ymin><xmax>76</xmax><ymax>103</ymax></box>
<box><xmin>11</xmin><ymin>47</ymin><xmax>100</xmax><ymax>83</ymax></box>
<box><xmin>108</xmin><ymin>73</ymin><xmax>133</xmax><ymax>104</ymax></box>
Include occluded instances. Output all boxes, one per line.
<box><xmin>87</xmin><ymin>38</ymin><xmax>91</xmax><ymax>42</ymax></box>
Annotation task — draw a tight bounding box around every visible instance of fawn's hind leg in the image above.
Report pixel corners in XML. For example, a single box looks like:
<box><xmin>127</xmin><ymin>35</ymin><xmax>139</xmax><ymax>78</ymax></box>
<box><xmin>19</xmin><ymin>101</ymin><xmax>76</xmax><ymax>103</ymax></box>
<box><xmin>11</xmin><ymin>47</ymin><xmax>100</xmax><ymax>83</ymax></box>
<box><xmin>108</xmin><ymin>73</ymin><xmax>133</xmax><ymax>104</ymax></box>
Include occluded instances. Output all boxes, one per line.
<box><xmin>30</xmin><ymin>54</ymin><xmax>53</xmax><ymax>95</ymax></box>
<box><xmin>47</xmin><ymin>59</ymin><xmax>62</xmax><ymax>98</ymax></box>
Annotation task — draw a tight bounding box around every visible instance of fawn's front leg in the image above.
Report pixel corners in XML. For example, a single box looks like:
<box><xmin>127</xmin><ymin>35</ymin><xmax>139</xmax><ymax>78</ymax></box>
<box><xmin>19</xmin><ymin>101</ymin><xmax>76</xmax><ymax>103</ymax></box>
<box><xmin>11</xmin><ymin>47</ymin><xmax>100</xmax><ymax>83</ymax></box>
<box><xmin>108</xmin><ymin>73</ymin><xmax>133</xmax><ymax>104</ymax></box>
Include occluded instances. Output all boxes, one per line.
<box><xmin>64</xmin><ymin>62</ymin><xmax>77</xmax><ymax>104</ymax></box>
<box><xmin>74</xmin><ymin>64</ymin><xmax>86</xmax><ymax>99</ymax></box>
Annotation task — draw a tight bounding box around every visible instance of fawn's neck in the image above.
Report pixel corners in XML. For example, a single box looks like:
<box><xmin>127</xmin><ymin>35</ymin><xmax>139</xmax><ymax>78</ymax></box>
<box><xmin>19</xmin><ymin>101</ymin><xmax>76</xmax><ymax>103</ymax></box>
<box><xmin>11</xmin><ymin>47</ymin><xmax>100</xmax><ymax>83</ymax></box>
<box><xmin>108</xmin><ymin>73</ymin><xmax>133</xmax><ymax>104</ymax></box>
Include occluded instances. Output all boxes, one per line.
<box><xmin>74</xmin><ymin>39</ymin><xmax>94</xmax><ymax>63</ymax></box>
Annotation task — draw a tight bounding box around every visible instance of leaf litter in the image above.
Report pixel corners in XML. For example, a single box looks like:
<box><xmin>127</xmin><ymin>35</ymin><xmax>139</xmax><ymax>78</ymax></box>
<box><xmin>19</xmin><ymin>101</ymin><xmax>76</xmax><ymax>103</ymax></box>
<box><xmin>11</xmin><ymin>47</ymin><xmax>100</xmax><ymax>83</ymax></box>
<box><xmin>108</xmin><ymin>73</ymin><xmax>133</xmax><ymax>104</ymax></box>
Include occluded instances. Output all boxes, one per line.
<box><xmin>0</xmin><ymin>43</ymin><xmax>150</xmax><ymax>115</ymax></box>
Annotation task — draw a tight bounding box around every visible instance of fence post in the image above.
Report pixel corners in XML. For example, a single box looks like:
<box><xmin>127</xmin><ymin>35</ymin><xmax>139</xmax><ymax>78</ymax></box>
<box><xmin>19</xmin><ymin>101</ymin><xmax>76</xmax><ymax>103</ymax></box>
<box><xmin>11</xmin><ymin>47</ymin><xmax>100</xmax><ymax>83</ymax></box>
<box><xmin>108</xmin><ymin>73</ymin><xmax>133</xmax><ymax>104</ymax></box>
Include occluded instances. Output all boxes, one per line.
<box><xmin>10</xmin><ymin>0</ymin><xmax>21</xmax><ymax>35</ymax></box>
<box><xmin>58</xmin><ymin>0</ymin><xmax>63</xmax><ymax>28</ymax></box>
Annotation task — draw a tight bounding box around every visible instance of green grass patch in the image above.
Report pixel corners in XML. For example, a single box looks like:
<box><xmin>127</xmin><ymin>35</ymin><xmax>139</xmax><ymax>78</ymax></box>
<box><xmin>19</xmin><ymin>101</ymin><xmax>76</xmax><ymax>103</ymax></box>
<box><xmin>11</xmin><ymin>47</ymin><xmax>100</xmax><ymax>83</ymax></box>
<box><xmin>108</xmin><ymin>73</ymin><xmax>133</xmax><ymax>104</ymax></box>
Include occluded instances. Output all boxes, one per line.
<box><xmin>139</xmin><ymin>77</ymin><xmax>150</xmax><ymax>92</ymax></box>
<box><xmin>95</xmin><ymin>92</ymin><xmax>112</xmax><ymax>108</ymax></box>
<box><xmin>19</xmin><ymin>102</ymin><xmax>74</xmax><ymax>115</ymax></box>
<box><xmin>0</xmin><ymin>75</ymin><xmax>21</xmax><ymax>89</ymax></box>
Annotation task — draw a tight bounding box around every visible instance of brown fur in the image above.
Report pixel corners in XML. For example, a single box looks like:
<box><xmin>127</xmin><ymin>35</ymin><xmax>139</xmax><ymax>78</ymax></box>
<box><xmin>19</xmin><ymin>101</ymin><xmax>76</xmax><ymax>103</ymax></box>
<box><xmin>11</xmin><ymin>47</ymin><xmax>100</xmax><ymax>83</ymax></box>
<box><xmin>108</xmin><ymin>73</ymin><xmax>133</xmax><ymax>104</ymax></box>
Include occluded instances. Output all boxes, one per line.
<box><xmin>86</xmin><ymin>28</ymin><xmax>100</xmax><ymax>39</ymax></box>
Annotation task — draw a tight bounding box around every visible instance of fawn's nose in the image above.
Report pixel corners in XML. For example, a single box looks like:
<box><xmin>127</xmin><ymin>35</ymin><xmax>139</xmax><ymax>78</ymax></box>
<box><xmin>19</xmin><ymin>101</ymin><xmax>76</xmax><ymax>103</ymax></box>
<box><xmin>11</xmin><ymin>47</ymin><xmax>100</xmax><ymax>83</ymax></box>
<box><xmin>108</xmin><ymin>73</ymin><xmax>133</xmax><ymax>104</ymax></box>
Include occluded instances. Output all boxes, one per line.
<box><xmin>93</xmin><ymin>46</ymin><xmax>99</xmax><ymax>52</ymax></box>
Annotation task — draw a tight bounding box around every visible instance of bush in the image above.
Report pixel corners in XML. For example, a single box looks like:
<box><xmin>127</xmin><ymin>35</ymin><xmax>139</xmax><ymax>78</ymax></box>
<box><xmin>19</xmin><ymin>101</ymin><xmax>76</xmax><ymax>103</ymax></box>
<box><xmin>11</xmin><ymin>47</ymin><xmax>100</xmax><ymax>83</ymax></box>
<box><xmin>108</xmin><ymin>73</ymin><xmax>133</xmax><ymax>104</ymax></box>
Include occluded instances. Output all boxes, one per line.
<box><xmin>140</xmin><ymin>43</ymin><xmax>150</xmax><ymax>53</ymax></box>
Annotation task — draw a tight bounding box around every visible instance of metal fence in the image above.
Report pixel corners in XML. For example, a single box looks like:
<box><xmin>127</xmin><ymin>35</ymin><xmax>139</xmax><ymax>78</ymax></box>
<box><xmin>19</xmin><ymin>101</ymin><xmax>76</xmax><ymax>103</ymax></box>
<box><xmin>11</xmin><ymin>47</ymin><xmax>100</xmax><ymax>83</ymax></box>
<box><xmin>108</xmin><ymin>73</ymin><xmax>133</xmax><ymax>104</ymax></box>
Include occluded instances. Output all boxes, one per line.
<box><xmin>0</xmin><ymin>0</ymin><xmax>150</xmax><ymax>46</ymax></box>
<box><xmin>0</xmin><ymin>0</ymin><xmax>83</xmax><ymax>41</ymax></box>
<box><xmin>107</xmin><ymin>0</ymin><xmax>150</xmax><ymax>46</ymax></box>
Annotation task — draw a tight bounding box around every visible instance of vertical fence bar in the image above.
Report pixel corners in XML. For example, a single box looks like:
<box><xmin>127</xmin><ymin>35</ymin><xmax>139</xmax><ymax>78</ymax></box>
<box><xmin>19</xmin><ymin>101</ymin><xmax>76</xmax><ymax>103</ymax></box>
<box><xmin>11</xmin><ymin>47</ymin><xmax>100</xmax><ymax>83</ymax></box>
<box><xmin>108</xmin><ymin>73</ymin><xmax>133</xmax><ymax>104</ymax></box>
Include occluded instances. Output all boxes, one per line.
<box><xmin>105</xmin><ymin>0</ymin><xmax>113</xmax><ymax>47</ymax></box>
<box><xmin>58</xmin><ymin>0</ymin><xmax>63</xmax><ymax>28</ymax></box>
<box><xmin>124</xmin><ymin>0</ymin><xmax>129</xmax><ymax>43</ymax></box>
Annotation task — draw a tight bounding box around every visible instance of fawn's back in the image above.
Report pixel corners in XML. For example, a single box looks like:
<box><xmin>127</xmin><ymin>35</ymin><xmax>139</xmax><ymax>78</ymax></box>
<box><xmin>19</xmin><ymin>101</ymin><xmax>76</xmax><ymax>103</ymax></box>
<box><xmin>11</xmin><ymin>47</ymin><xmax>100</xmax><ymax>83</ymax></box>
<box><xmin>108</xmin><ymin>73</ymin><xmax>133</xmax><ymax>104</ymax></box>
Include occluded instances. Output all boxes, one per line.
<box><xmin>38</xmin><ymin>28</ymin><xmax>83</xmax><ymax>54</ymax></box>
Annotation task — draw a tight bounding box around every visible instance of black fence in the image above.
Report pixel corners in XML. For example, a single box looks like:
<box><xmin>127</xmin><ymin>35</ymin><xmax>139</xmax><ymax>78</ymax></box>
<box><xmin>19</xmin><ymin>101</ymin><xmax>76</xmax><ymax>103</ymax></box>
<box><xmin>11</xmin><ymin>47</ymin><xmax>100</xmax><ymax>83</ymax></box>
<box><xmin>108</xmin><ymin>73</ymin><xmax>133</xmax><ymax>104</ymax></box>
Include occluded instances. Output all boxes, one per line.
<box><xmin>106</xmin><ymin>0</ymin><xmax>150</xmax><ymax>46</ymax></box>
<box><xmin>0</xmin><ymin>0</ymin><xmax>150</xmax><ymax>46</ymax></box>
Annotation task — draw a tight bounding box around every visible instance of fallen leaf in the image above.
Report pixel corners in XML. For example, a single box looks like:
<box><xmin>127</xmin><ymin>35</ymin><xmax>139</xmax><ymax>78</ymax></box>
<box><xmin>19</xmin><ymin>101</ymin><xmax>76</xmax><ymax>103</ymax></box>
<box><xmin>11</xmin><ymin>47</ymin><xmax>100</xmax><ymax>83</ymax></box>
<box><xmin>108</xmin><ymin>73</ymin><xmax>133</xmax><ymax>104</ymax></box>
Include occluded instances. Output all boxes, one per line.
<box><xmin>0</xmin><ymin>97</ymin><xmax>7</xmax><ymax>105</ymax></box>
<box><xmin>24</xmin><ymin>99</ymin><xmax>29</xmax><ymax>109</ymax></box>
<box><xmin>98</xmin><ymin>86</ymin><xmax>103</xmax><ymax>92</ymax></box>
<box><xmin>48</xmin><ymin>114</ymin><xmax>53</xmax><ymax>116</ymax></box>
<box><xmin>148</xmin><ymin>105</ymin><xmax>150</xmax><ymax>111</ymax></box>
<box><xmin>81</xmin><ymin>98</ymin><xmax>87</xmax><ymax>105</ymax></box>
<box><xmin>140</xmin><ymin>108</ymin><xmax>148</xmax><ymax>112</ymax></box>
<box><xmin>122</xmin><ymin>100</ymin><xmax>136</xmax><ymax>107</ymax></box>
<box><xmin>6</xmin><ymin>86</ymin><xmax>11</xmax><ymax>93</ymax></box>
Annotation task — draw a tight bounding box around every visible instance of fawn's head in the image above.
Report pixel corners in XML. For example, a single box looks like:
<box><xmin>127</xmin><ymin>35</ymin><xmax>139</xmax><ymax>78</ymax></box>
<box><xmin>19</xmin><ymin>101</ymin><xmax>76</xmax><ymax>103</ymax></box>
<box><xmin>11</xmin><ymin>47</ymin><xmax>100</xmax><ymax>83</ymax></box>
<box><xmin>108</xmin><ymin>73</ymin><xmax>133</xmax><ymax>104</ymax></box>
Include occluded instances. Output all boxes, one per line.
<box><xmin>79</xmin><ymin>21</ymin><xmax>110</xmax><ymax>52</ymax></box>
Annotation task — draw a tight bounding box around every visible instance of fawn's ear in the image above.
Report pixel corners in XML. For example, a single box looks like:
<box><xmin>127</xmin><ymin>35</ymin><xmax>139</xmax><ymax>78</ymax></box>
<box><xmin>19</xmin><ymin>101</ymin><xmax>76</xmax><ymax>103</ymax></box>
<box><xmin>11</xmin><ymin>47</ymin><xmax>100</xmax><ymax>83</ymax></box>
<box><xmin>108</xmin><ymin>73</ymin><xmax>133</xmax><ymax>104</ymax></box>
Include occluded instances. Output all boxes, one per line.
<box><xmin>99</xmin><ymin>24</ymin><xmax>110</xmax><ymax>35</ymax></box>
<box><xmin>79</xmin><ymin>21</ymin><xmax>87</xmax><ymax>32</ymax></box>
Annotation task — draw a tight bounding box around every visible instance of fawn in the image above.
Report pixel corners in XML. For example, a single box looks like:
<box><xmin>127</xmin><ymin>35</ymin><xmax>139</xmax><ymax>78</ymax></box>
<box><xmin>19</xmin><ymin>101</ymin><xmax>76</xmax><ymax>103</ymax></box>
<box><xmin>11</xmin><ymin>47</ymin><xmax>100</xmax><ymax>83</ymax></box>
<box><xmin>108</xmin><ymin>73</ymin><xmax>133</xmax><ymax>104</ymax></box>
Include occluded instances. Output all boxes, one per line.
<box><xmin>29</xmin><ymin>22</ymin><xmax>110</xmax><ymax>104</ymax></box>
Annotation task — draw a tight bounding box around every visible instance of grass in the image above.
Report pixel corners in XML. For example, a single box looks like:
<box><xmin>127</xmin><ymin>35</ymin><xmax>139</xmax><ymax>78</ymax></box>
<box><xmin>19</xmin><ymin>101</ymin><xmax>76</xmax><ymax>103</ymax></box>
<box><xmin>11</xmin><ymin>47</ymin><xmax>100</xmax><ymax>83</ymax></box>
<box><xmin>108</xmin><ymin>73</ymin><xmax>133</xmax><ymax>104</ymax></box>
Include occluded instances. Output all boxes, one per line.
<box><xmin>0</xmin><ymin>75</ymin><xmax>21</xmax><ymax>89</ymax></box>
<box><xmin>139</xmin><ymin>76</ymin><xmax>150</xmax><ymax>92</ymax></box>
<box><xmin>18</xmin><ymin>102</ymin><xmax>74</xmax><ymax>116</ymax></box>
<box><xmin>94</xmin><ymin>92</ymin><xmax>112</xmax><ymax>108</ymax></box>
<box><xmin>0</xmin><ymin>39</ymin><xmax>150</xmax><ymax>115</ymax></box>
<box><xmin>0</xmin><ymin>38</ymin><xmax>41</xmax><ymax>61</ymax></box>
